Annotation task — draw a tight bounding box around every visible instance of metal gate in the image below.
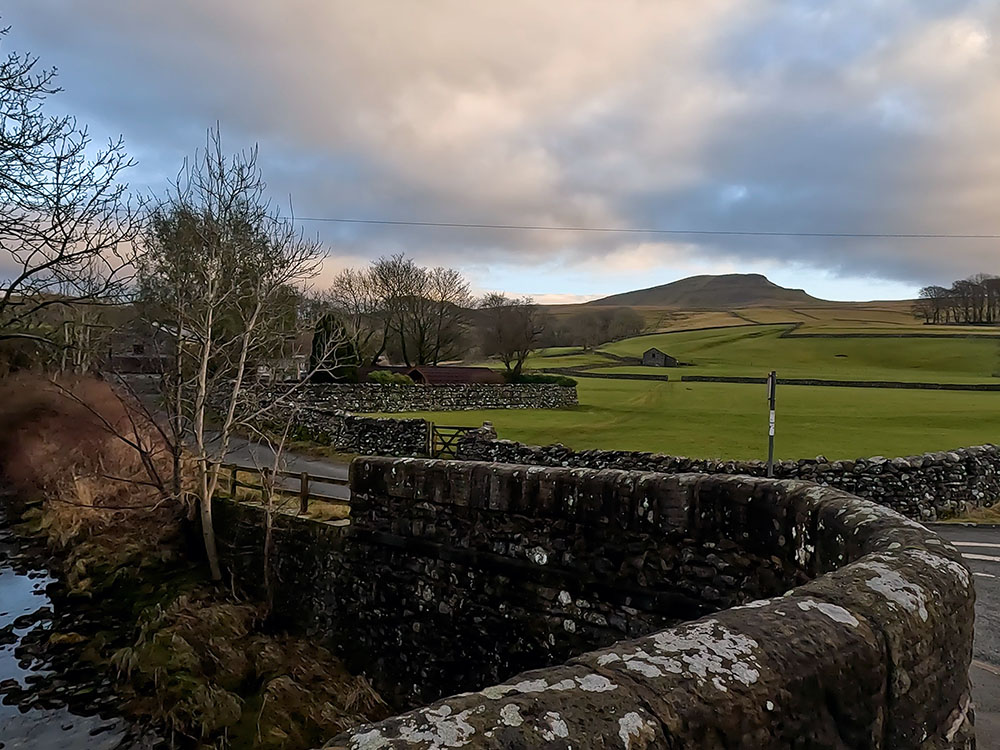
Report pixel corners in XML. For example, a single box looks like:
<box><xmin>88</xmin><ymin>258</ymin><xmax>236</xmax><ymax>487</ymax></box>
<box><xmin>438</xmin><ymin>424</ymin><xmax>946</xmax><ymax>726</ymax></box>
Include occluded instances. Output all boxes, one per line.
<box><xmin>430</xmin><ymin>424</ymin><xmax>475</xmax><ymax>458</ymax></box>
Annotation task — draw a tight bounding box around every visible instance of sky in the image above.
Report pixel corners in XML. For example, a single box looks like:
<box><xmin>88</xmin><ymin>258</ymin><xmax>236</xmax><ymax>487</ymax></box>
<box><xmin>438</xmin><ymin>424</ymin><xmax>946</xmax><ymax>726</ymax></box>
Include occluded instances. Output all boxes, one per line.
<box><xmin>4</xmin><ymin>1</ymin><xmax>1000</xmax><ymax>303</ymax></box>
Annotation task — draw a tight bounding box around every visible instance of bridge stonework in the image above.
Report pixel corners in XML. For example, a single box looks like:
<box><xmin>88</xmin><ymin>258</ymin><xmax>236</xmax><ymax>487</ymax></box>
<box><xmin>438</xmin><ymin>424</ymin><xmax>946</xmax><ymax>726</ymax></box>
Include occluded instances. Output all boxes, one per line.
<box><xmin>457</xmin><ymin>433</ymin><xmax>1000</xmax><ymax>521</ymax></box>
<box><xmin>215</xmin><ymin>458</ymin><xmax>975</xmax><ymax>749</ymax></box>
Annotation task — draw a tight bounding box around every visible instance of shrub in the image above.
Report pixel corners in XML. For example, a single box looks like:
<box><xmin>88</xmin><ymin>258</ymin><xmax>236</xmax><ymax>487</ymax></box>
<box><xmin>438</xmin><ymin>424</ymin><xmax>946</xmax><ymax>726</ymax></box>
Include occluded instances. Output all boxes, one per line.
<box><xmin>508</xmin><ymin>372</ymin><xmax>577</xmax><ymax>387</ymax></box>
<box><xmin>367</xmin><ymin>370</ymin><xmax>414</xmax><ymax>385</ymax></box>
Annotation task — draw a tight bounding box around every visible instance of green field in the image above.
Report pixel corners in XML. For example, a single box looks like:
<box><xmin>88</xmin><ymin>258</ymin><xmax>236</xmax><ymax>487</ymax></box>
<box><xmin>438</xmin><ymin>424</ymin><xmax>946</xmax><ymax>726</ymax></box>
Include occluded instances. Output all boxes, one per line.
<box><xmin>585</xmin><ymin>324</ymin><xmax>1000</xmax><ymax>383</ymax></box>
<box><xmin>437</xmin><ymin>310</ymin><xmax>1000</xmax><ymax>460</ymax></box>
<box><xmin>378</xmin><ymin>378</ymin><xmax>1000</xmax><ymax>460</ymax></box>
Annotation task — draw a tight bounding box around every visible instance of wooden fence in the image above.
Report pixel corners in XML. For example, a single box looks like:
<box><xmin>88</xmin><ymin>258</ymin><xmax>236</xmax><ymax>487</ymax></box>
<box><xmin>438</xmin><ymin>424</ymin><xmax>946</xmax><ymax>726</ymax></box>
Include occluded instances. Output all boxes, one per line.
<box><xmin>218</xmin><ymin>462</ymin><xmax>350</xmax><ymax>515</ymax></box>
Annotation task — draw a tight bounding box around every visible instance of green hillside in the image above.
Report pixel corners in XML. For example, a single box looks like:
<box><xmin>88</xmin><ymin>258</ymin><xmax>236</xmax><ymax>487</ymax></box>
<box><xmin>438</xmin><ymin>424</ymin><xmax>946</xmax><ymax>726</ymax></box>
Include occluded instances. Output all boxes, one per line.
<box><xmin>595</xmin><ymin>324</ymin><xmax>1000</xmax><ymax>383</ymax></box>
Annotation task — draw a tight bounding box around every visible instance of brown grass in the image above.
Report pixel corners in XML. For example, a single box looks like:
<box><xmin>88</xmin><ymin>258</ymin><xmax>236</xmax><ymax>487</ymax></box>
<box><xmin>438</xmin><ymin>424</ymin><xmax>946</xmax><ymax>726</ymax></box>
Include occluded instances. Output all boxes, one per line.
<box><xmin>940</xmin><ymin>503</ymin><xmax>1000</xmax><ymax>524</ymax></box>
<box><xmin>0</xmin><ymin>374</ymin><xmax>185</xmax><ymax>547</ymax></box>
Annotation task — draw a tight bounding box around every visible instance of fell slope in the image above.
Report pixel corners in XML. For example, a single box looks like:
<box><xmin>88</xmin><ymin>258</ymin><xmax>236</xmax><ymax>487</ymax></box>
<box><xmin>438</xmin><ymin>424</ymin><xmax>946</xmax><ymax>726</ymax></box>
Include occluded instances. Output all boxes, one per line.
<box><xmin>586</xmin><ymin>273</ymin><xmax>821</xmax><ymax>308</ymax></box>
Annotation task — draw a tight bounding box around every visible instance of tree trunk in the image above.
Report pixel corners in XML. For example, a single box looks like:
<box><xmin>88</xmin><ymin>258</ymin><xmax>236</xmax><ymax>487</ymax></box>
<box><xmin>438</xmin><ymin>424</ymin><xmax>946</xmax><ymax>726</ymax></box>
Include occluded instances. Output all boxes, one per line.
<box><xmin>263</xmin><ymin>480</ymin><xmax>275</xmax><ymax>614</ymax></box>
<box><xmin>199</xmin><ymin>461</ymin><xmax>222</xmax><ymax>580</ymax></box>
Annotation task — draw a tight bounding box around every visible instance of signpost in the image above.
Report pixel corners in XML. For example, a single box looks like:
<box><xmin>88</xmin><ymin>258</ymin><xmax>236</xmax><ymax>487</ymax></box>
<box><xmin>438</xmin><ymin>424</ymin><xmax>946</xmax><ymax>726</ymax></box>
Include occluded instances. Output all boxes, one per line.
<box><xmin>766</xmin><ymin>370</ymin><xmax>777</xmax><ymax>477</ymax></box>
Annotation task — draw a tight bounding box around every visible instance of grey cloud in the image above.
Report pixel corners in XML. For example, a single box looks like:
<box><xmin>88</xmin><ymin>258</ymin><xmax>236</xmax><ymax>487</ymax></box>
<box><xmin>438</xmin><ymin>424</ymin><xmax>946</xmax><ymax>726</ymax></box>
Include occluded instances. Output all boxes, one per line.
<box><xmin>4</xmin><ymin>0</ymin><xmax>1000</xmax><ymax>291</ymax></box>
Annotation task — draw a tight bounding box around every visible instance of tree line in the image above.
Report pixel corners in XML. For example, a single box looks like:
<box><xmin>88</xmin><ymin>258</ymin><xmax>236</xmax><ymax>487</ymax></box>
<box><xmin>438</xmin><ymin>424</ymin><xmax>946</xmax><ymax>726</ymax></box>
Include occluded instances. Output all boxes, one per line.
<box><xmin>916</xmin><ymin>274</ymin><xmax>1000</xmax><ymax>325</ymax></box>
<box><xmin>320</xmin><ymin>255</ymin><xmax>543</xmax><ymax>376</ymax></box>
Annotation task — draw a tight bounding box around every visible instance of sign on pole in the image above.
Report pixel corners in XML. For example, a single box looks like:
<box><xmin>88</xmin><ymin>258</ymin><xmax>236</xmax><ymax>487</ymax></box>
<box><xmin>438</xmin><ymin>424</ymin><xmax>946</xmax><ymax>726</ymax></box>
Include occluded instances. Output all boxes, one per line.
<box><xmin>766</xmin><ymin>371</ymin><xmax>777</xmax><ymax>477</ymax></box>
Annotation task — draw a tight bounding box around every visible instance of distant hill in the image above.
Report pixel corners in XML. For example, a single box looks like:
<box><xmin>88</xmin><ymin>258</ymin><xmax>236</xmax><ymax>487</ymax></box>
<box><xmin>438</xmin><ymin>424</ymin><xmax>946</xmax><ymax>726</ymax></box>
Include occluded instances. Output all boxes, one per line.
<box><xmin>586</xmin><ymin>273</ymin><xmax>822</xmax><ymax>309</ymax></box>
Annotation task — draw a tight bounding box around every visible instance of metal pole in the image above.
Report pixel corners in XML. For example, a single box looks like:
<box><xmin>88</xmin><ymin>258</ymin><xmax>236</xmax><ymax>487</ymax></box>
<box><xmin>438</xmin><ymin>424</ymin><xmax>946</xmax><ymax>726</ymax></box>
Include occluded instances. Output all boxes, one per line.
<box><xmin>766</xmin><ymin>370</ymin><xmax>777</xmax><ymax>477</ymax></box>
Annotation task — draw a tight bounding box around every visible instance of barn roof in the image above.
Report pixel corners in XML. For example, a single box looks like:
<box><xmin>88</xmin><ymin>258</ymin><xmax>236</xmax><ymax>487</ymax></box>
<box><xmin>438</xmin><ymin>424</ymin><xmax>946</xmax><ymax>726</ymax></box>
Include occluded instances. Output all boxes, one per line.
<box><xmin>644</xmin><ymin>347</ymin><xmax>666</xmax><ymax>355</ymax></box>
<box><xmin>407</xmin><ymin>366</ymin><xmax>506</xmax><ymax>385</ymax></box>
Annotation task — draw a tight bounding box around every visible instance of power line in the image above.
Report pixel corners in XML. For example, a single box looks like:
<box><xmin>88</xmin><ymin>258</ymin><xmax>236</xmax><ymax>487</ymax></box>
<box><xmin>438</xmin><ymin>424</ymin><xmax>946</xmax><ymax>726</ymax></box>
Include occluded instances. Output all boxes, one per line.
<box><xmin>295</xmin><ymin>215</ymin><xmax>1000</xmax><ymax>240</ymax></box>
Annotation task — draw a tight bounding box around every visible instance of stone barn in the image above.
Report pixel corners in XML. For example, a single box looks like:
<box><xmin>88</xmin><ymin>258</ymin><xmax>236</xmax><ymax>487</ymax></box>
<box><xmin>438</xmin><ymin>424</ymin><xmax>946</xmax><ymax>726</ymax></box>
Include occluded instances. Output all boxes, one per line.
<box><xmin>642</xmin><ymin>347</ymin><xmax>678</xmax><ymax>367</ymax></box>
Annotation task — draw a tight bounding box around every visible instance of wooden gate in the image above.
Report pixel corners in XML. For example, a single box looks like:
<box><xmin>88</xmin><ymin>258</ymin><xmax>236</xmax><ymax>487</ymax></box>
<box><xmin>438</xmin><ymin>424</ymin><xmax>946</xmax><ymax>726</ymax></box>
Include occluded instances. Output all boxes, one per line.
<box><xmin>430</xmin><ymin>424</ymin><xmax>475</xmax><ymax>458</ymax></box>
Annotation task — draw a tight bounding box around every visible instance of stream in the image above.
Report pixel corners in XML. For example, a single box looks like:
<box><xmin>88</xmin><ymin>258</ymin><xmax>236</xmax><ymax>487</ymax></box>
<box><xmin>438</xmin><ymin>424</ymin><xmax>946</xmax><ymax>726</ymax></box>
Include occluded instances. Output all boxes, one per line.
<box><xmin>0</xmin><ymin>499</ymin><xmax>163</xmax><ymax>749</ymax></box>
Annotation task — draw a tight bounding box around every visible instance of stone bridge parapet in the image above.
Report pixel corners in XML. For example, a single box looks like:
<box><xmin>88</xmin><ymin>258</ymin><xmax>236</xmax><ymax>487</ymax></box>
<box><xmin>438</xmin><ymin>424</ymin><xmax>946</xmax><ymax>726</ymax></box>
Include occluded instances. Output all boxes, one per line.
<box><xmin>214</xmin><ymin>458</ymin><xmax>975</xmax><ymax>749</ymax></box>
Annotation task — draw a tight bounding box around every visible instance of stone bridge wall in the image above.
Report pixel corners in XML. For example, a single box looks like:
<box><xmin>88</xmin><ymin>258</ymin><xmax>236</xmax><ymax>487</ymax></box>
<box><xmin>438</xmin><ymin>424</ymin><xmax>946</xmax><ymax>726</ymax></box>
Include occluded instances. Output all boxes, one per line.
<box><xmin>215</xmin><ymin>458</ymin><xmax>975</xmax><ymax>749</ymax></box>
<box><xmin>457</xmin><ymin>433</ymin><xmax>1000</xmax><ymax>520</ymax></box>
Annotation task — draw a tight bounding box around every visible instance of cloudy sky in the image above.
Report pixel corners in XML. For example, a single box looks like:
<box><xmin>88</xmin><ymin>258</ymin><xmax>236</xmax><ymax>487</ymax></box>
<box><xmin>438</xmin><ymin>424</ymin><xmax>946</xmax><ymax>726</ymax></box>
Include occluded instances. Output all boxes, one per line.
<box><xmin>6</xmin><ymin>1</ymin><xmax>1000</xmax><ymax>302</ymax></box>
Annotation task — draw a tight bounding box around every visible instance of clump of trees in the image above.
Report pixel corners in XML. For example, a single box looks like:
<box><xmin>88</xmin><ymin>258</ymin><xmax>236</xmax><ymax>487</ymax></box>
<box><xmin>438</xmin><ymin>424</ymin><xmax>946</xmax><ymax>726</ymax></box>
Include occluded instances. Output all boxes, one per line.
<box><xmin>916</xmin><ymin>275</ymin><xmax>1000</xmax><ymax>325</ymax></box>
<box><xmin>324</xmin><ymin>254</ymin><xmax>472</xmax><ymax>367</ymax></box>
<box><xmin>546</xmin><ymin>307</ymin><xmax>644</xmax><ymax>349</ymax></box>
<box><xmin>310</xmin><ymin>313</ymin><xmax>359</xmax><ymax>382</ymax></box>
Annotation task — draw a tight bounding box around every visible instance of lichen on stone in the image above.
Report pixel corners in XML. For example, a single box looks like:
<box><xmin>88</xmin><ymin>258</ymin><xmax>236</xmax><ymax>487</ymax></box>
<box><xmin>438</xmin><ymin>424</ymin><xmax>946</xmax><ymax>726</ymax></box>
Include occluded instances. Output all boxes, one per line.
<box><xmin>861</xmin><ymin>561</ymin><xmax>929</xmax><ymax>622</ymax></box>
<box><xmin>796</xmin><ymin>599</ymin><xmax>860</xmax><ymax>627</ymax></box>
<box><xmin>597</xmin><ymin>619</ymin><xmax>761</xmax><ymax>693</ymax></box>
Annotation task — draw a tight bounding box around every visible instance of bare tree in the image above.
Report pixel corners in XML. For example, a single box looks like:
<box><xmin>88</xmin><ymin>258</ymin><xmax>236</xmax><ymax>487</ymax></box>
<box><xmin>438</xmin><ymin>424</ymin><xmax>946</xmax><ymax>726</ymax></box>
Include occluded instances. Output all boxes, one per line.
<box><xmin>348</xmin><ymin>253</ymin><xmax>473</xmax><ymax>366</ymax></box>
<box><xmin>138</xmin><ymin>127</ymin><xmax>323</xmax><ymax>580</ymax></box>
<box><xmin>371</xmin><ymin>254</ymin><xmax>435</xmax><ymax>366</ymax></box>
<box><xmin>427</xmin><ymin>266</ymin><xmax>472</xmax><ymax>364</ymax></box>
<box><xmin>478</xmin><ymin>293</ymin><xmax>545</xmax><ymax>378</ymax></box>
<box><xmin>559</xmin><ymin>307</ymin><xmax>644</xmax><ymax>350</ymax></box>
<box><xmin>326</xmin><ymin>267</ymin><xmax>390</xmax><ymax>366</ymax></box>
<box><xmin>0</xmin><ymin>24</ymin><xmax>138</xmax><ymax>347</ymax></box>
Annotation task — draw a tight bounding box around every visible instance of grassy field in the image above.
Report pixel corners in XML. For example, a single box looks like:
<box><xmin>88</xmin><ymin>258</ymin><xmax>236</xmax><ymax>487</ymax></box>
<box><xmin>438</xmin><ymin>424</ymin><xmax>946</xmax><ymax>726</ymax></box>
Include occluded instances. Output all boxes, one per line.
<box><xmin>594</xmin><ymin>324</ymin><xmax>1000</xmax><ymax>383</ymax></box>
<box><xmin>376</xmin><ymin>378</ymin><xmax>1000</xmax><ymax>460</ymax></box>
<box><xmin>438</xmin><ymin>304</ymin><xmax>1000</xmax><ymax>459</ymax></box>
<box><xmin>527</xmin><ymin>349</ymin><xmax>616</xmax><ymax>369</ymax></box>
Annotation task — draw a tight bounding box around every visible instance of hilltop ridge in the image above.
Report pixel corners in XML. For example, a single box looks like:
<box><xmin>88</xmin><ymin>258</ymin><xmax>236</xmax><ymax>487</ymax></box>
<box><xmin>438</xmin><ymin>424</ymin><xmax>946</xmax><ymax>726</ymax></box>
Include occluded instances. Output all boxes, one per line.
<box><xmin>586</xmin><ymin>273</ymin><xmax>822</xmax><ymax>308</ymax></box>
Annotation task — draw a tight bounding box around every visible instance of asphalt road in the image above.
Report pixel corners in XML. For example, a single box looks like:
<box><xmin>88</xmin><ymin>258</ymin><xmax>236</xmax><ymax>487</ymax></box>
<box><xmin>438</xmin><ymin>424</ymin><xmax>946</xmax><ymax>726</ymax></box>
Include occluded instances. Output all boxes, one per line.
<box><xmin>216</xmin><ymin>434</ymin><xmax>351</xmax><ymax>502</ymax></box>
<box><xmin>932</xmin><ymin>524</ymin><xmax>1000</xmax><ymax>743</ymax></box>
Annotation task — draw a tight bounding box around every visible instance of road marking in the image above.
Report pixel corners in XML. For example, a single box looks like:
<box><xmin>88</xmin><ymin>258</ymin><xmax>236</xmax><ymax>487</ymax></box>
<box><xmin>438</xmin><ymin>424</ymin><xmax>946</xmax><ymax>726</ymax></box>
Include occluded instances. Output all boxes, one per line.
<box><xmin>973</xmin><ymin>660</ymin><xmax>1000</xmax><ymax>678</ymax></box>
<box><xmin>975</xmin><ymin>572</ymin><xmax>997</xmax><ymax>579</ymax></box>
<box><xmin>962</xmin><ymin>553</ymin><xmax>1000</xmax><ymax>563</ymax></box>
<box><xmin>955</xmin><ymin>542</ymin><xmax>1000</xmax><ymax>550</ymax></box>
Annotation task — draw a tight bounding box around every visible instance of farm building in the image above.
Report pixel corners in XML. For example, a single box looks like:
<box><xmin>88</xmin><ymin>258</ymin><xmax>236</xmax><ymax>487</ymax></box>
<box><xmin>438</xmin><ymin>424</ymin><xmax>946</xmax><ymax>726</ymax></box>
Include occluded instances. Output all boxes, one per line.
<box><xmin>104</xmin><ymin>320</ymin><xmax>184</xmax><ymax>374</ymax></box>
<box><xmin>642</xmin><ymin>347</ymin><xmax>679</xmax><ymax>367</ymax></box>
<box><xmin>406</xmin><ymin>366</ymin><xmax>506</xmax><ymax>385</ymax></box>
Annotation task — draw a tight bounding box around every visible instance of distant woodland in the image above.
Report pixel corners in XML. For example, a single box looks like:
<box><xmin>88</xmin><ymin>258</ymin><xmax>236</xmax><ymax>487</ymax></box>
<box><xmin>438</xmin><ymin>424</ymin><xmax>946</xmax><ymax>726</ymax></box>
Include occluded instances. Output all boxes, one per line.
<box><xmin>915</xmin><ymin>275</ymin><xmax>1000</xmax><ymax>325</ymax></box>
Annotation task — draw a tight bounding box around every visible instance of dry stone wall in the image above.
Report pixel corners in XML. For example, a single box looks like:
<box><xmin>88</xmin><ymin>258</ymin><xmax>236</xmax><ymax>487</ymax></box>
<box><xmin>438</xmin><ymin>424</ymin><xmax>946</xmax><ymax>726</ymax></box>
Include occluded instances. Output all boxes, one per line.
<box><xmin>457</xmin><ymin>433</ymin><xmax>1000</xmax><ymax>520</ymax></box>
<box><xmin>210</xmin><ymin>385</ymin><xmax>430</xmax><ymax>457</ymax></box>
<box><xmin>214</xmin><ymin>457</ymin><xmax>975</xmax><ymax>749</ymax></box>
<box><xmin>241</xmin><ymin>382</ymin><xmax>577</xmax><ymax>413</ymax></box>
<box><xmin>293</xmin><ymin>412</ymin><xmax>429</xmax><ymax>457</ymax></box>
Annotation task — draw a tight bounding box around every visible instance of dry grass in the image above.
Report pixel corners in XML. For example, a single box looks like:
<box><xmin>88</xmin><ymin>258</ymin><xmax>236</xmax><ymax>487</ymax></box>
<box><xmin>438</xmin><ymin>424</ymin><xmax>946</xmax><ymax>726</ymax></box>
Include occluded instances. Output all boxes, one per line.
<box><xmin>112</xmin><ymin>592</ymin><xmax>388</xmax><ymax>747</ymax></box>
<box><xmin>0</xmin><ymin>374</ymin><xmax>186</xmax><ymax>548</ymax></box>
<box><xmin>939</xmin><ymin>503</ymin><xmax>1000</xmax><ymax>524</ymax></box>
<box><xmin>284</xmin><ymin>439</ymin><xmax>358</xmax><ymax>464</ymax></box>
<box><xmin>0</xmin><ymin>374</ymin><xmax>381</xmax><ymax>748</ymax></box>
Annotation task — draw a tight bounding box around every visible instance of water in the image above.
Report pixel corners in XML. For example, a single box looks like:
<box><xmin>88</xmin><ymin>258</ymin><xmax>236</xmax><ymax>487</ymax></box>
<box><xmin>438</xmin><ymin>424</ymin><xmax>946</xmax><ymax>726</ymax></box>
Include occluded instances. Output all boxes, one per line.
<box><xmin>0</xmin><ymin>501</ymin><xmax>161</xmax><ymax>749</ymax></box>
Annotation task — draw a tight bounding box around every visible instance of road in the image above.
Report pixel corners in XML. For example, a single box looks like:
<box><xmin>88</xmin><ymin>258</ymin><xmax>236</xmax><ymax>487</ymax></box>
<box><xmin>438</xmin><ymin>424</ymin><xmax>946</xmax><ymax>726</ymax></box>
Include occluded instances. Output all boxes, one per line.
<box><xmin>217</xmin><ymin>434</ymin><xmax>351</xmax><ymax>502</ymax></box>
<box><xmin>933</xmin><ymin>524</ymin><xmax>1000</xmax><ymax>743</ymax></box>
